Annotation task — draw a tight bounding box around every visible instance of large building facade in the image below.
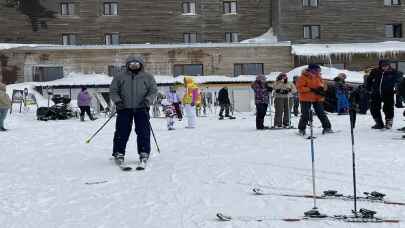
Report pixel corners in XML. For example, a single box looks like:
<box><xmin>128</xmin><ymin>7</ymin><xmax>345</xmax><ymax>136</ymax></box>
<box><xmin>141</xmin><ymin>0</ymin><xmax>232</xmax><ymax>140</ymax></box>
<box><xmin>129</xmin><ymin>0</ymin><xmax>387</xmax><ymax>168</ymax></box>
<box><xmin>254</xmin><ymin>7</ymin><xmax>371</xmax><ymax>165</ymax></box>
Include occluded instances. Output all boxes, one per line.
<box><xmin>2</xmin><ymin>0</ymin><xmax>405</xmax><ymax>44</ymax></box>
<box><xmin>0</xmin><ymin>0</ymin><xmax>271</xmax><ymax>44</ymax></box>
<box><xmin>273</xmin><ymin>0</ymin><xmax>405</xmax><ymax>43</ymax></box>
<box><xmin>2</xmin><ymin>0</ymin><xmax>405</xmax><ymax>84</ymax></box>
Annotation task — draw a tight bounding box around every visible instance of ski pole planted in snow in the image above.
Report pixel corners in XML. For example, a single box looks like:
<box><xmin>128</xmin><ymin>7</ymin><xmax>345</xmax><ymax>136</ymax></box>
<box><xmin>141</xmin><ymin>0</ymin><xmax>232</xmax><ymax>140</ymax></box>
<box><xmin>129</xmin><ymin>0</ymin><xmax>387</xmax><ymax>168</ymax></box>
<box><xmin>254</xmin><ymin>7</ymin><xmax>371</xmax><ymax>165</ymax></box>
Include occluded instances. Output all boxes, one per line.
<box><xmin>85</xmin><ymin>111</ymin><xmax>116</xmax><ymax>143</ymax></box>
<box><xmin>148</xmin><ymin>120</ymin><xmax>160</xmax><ymax>153</ymax></box>
<box><xmin>349</xmin><ymin>109</ymin><xmax>358</xmax><ymax>214</ymax></box>
<box><xmin>304</xmin><ymin>109</ymin><xmax>326</xmax><ymax>218</ymax></box>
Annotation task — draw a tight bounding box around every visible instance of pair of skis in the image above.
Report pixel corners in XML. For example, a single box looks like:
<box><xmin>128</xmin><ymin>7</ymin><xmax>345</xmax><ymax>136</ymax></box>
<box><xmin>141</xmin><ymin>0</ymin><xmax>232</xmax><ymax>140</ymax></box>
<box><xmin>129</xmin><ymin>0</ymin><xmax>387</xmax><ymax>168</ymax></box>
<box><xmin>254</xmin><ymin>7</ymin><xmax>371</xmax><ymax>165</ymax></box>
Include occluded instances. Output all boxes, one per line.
<box><xmin>114</xmin><ymin>158</ymin><xmax>146</xmax><ymax>171</ymax></box>
<box><xmin>216</xmin><ymin>212</ymin><xmax>400</xmax><ymax>223</ymax></box>
<box><xmin>252</xmin><ymin>188</ymin><xmax>405</xmax><ymax>206</ymax></box>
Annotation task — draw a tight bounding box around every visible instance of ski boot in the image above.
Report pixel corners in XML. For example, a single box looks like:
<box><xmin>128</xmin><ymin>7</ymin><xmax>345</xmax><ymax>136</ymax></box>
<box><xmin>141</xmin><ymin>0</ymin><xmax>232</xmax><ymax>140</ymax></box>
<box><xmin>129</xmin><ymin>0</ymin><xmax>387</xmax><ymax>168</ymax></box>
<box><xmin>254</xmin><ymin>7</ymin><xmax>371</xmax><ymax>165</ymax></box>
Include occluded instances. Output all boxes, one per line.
<box><xmin>322</xmin><ymin>128</ymin><xmax>334</xmax><ymax>134</ymax></box>
<box><xmin>80</xmin><ymin>115</ymin><xmax>85</xmax><ymax>122</ymax></box>
<box><xmin>364</xmin><ymin>191</ymin><xmax>385</xmax><ymax>200</ymax></box>
<box><xmin>385</xmin><ymin>119</ymin><xmax>393</xmax><ymax>129</ymax></box>
<box><xmin>137</xmin><ymin>152</ymin><xmax>149</xmax><ymax>170</ymax></box>
<box><xmin>298</xmin><ymin>129</ymin><xmax>306</xmax><ymax>136</ymax></box>
<box><xmin>219</xmin><ymin>115</ymin><xmax>224</xmax><ymax>120</ymax></box>
<box><xmin>323</xmin><ymin>190</ymin><xmax>343</xmax><ymax>197</ymax></box>
<box><xmin>304</xmin><ymin>209</ymin><xmax>327</xmax><ymax>218</ymax></box>
<box><xmin>359</xmin><ymin>208</ymin><xmax>377</xmax><ymax>219</ymax></box>
<box><xmin>113</xmin><ymin>152</ymin><xmax>125</xmax><ymax>164</ymax></box>
<box><xmin>371</xmin><ymin>119</ymin><xmax>384</xmax><ymax>129</ymax></box>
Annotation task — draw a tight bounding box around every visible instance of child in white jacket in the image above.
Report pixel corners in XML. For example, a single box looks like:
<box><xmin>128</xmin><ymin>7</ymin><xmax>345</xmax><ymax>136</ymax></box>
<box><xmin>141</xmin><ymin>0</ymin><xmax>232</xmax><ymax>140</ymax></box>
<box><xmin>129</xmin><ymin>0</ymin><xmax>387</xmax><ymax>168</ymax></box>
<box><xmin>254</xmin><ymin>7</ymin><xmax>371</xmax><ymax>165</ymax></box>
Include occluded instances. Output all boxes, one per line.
<box><xmin>161</xmin><ymin>98</ymin><xmax>176</xmax><ymax>130</ymax></box>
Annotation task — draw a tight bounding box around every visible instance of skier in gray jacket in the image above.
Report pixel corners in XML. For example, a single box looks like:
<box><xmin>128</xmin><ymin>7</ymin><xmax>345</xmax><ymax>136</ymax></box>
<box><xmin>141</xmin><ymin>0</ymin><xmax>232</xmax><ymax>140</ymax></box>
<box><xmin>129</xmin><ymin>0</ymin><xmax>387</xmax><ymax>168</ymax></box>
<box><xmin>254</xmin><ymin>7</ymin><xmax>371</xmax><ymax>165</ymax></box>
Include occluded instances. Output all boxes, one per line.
<box><xmin>110</xmin><ymin>56</ymin><xmax>158</xmax><ymax>165</ymax></box>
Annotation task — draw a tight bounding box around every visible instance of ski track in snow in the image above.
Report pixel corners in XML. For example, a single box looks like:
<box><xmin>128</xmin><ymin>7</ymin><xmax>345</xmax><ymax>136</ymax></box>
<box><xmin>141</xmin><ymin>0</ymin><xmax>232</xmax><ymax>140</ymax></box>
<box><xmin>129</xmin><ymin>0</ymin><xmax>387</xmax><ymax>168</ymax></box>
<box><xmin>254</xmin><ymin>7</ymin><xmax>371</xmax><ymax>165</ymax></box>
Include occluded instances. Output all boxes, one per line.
<box><xmin>1</xmin><ymin>109</ymin><xmax>405</xmax><ymax>228</ymax></box>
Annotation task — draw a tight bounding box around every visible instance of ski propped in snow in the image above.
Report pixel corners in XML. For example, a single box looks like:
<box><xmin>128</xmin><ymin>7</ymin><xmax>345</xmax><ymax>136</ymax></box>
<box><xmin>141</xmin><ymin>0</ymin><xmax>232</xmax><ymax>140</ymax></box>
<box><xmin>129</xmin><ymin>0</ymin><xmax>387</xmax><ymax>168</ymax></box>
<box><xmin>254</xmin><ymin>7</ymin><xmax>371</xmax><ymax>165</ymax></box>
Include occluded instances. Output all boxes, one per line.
<box><xmin>216</xmin><ymin>212</ymin><xmax>400</xmax><ymax>223</ymax></box>
<box><xmin>252</xmin><ymin>188</ymin><xmax>405</xmax><ymax>206</ymax></box>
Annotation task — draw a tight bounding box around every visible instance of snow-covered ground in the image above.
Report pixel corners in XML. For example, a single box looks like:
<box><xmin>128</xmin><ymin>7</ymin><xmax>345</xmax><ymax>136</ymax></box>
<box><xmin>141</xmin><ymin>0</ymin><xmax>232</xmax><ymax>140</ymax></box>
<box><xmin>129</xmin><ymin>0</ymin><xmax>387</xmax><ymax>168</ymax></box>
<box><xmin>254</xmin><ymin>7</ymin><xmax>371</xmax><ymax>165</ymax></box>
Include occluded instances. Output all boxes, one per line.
<box><xmin>1</xmin><ymin>108</ymin><xmax>405</xmax><ymax>228</ymax></box>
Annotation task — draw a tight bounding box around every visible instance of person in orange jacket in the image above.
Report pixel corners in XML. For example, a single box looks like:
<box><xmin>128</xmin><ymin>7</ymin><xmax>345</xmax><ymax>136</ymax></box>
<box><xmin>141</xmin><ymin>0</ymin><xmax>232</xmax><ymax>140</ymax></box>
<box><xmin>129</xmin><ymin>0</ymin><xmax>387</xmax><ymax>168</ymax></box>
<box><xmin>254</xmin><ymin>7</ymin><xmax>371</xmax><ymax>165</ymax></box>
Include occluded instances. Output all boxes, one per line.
<box><xmin>296</xmin><ymin>64</ymin><xmax>332</xmax><ymax>135</ymax></box>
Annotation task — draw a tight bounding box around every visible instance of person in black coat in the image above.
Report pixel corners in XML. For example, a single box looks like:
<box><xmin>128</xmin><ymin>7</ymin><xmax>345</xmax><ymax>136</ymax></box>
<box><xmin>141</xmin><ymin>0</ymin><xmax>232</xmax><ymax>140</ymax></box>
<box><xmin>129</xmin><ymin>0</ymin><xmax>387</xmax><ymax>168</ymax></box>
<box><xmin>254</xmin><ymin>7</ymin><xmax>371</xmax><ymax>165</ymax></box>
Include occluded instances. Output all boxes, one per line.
<box><xmin>217</xmin><ymin>87</ymin><xmax>235</xmax><ymax>119</ymax></box>
<box><xmin>366</xmin><ymin>60</ymin><xmax>402</xmax><ymax>129</ymax></box>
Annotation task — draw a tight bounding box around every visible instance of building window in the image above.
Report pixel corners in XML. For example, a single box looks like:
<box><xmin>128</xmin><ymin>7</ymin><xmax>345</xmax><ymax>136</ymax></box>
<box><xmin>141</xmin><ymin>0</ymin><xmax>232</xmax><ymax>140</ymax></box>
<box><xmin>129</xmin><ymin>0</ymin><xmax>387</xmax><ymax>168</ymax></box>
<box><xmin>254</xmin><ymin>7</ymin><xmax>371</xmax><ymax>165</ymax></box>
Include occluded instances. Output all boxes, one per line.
<box><xmin>184</xmin><ymin>32</ymin><xmax>197</xmax><ymax>43</ymax></box>
<box><xmin>234</xmin><ymin>63</ymin><xmax>264</xmax><ymax>76</ymax></box>
<box><xmin>303</xmin><ymin>25</ymin><xmax>320</xmax><ymax>39</ymax></box>
<box><xmin>104</xmin><ymin>2</ymin><xmax>118</xmax><ymax>16</ymax></box>
<box><xmin>173</xmin><ymin>64</ymin><xmax>203</xmax><ymax>76</ymax></box>
<box><xmin>224</xmin><ymin>1</ymin><xmax>237</xmax><ymax>14</ymax></box>
<box><xmin>105</xmin><ymin>33</ymin><xmax>119</xmax><ymax>45</ymax></box>
<box><xmin>33</xmin><ymin>66</ymin><xmax>64</xmax><ymax>82</ymax></box>
<box><xmin>385</xmin><ymin>24</ymin><xmax>402</xmax><ymax>38</ymax></box>
<box><xmin>225</xmin><ymin>32</ymin><xmax>239</xmax><ymax>42</ymax></box>
<box><xmin>182</xmin><ymin>2</ymin><xmax>196</xmax><ymax>14</ymax></box>
<box><xmin>62</xmin><ymin>34</ymin><xmax>77</xmax><ymax>45</ymax></box>
<box><xmin>108</xmin><ymin>65</ymin><xmax>125</xmax><ymax>77</ymax></box>
<box><xmin>303</xmin><ymin>0</ymin><xmax>319</xmax><ymax>8</ymax></box>
<box><xmin>60</xmin><ymin>2</ymin><xmax>75</xmax><ymax>16</ymax></box>
<box><xmin>384</xmin><ymin>0</ymin><xmax>401</xmax><ymax>6</ymax></box>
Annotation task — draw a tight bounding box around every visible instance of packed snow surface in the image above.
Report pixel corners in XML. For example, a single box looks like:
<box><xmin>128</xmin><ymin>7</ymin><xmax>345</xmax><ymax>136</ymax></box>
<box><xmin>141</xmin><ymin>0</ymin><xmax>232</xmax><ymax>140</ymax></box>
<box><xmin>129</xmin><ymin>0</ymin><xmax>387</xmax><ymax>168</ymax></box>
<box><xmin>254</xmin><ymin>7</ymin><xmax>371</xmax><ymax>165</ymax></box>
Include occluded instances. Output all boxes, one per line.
<box><xmin>1</xmin><ymin>108</ymin><xmax>405</xmax><ymax>227</ymax></box>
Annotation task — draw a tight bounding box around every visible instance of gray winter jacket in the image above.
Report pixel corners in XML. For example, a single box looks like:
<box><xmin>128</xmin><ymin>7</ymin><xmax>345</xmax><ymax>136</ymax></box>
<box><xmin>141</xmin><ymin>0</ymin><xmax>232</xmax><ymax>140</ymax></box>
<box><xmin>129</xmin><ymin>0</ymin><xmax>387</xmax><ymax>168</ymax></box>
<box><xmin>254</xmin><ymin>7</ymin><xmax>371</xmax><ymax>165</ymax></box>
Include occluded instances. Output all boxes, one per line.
<box><xmin>110</xmin><ymin>56</ymin><xmax>158</xmax><ymax>109</ymax></box>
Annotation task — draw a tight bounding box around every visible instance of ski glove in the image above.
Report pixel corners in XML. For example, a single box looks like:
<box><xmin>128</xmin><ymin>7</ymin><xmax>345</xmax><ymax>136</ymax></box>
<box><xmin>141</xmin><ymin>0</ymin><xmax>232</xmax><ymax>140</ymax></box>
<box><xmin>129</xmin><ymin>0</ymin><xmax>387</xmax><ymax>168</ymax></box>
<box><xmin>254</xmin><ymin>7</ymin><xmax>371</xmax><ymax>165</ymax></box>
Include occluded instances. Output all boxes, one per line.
<box><xmin>115</xmin><ymin>101</ymin><xmax>125</xmax><ymax>111</ymax></box>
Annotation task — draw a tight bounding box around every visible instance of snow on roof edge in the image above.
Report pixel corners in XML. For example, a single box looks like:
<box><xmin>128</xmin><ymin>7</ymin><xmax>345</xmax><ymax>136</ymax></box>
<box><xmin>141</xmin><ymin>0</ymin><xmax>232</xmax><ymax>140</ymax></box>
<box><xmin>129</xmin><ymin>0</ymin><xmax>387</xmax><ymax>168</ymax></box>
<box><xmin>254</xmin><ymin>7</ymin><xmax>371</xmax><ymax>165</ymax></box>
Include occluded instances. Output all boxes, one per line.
<box><xmin>0</xmin><ymin>42</ymin><xmax>291</xmax><ymax>52</ymax></box>
<box><xmin>292</xmin><ymin>41</ymin><xmax>405</xmax><ymax>57</ymax></box>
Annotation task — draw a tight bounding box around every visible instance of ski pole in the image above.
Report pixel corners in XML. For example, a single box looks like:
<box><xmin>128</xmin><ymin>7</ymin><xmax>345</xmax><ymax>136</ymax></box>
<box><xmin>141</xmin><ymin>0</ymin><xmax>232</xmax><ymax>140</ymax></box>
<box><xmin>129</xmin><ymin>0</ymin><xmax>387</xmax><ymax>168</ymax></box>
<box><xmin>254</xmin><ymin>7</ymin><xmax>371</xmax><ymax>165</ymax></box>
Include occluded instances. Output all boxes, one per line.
<box><xmin>148</xmin><ymin>120</ymin><xmax>160</xmax><ymax>153</ymax></box>
<box><xmin>309</xmin><ymin>109</ymin><xmax>318</xmax><ymax>209</ymax></box>
<box><xmin>349</xmin><ymin>109</ymin><xmax>358</xmax><ymax>215</ymax></box>
<box><xmin>85</xmin><ymin>111</ymin><xmax>116</xmax><ymax>144</ymax></box>
<box><xmin>287</xmin><ymin>94</ymin><xmax>292</xmax><ymax>128</ymax></box>
<box><xmin>269</xmin><ymin>92</ymin><xmax>273</xmax><ymax>127</ymax></box>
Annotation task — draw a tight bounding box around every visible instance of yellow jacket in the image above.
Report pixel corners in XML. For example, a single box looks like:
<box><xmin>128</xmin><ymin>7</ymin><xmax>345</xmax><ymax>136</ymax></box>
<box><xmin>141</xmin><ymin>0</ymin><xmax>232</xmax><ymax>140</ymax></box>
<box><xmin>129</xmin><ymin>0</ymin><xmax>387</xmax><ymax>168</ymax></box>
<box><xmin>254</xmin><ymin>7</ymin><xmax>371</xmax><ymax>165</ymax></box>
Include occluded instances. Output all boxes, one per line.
<box><xmin>182</xmin><ymin>77</ymin><xmax>201</xmax><ymax>105</ymax></box>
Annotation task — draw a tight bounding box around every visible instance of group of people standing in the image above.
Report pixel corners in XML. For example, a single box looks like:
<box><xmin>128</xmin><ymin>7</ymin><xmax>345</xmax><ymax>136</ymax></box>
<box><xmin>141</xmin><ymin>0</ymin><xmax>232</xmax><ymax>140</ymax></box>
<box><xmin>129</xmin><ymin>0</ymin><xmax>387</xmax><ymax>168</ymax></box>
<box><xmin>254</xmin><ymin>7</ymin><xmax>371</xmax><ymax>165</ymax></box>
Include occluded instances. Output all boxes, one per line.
<box><xmin>251</xmin><ymin>64</ymin><xmax>332</xmax><ymax>134</ymax></box>
<box><xmin>251</xmin><ymin>61</ymin><xmax>405</xmax><ymax>137</ymax></box>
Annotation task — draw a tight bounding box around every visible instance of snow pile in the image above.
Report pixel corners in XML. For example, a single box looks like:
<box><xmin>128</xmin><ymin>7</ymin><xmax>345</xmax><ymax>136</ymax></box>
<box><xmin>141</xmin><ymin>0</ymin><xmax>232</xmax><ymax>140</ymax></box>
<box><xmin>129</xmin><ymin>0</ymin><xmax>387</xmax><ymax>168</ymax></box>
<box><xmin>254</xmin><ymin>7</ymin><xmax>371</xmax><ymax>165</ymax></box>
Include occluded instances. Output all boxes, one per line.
<box><xmin>174</xmin><ymin>73</ymin><xmax>281</xmax><ymax>84</ymax></box>
<box><xmin>284</xmin><ymin>65</ymin><xmax>365</xmax><ymax>83</ymax></box>
<box><xmin>5</xmin><ymin>42</ymin><xmax>290</xmax><ymax>51</ymax></box>
<box><xmin>292</xmin><ymin>41</ymin><xmax>405</xmax><ymax>58</ymax></box>
<box><xmin>240</xmin><ymin>28</ymin><xmax>280</xmax><ymax>44</ymax></box>
<box><xmin>38</xmin><ymin>72</ymin><xmax>113</xmax><ymax>87</ymax></box>
<box><xmin>7</xmin><ymin>73</ymin><xmax>286</xmax><ymax>90</ymax></box>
